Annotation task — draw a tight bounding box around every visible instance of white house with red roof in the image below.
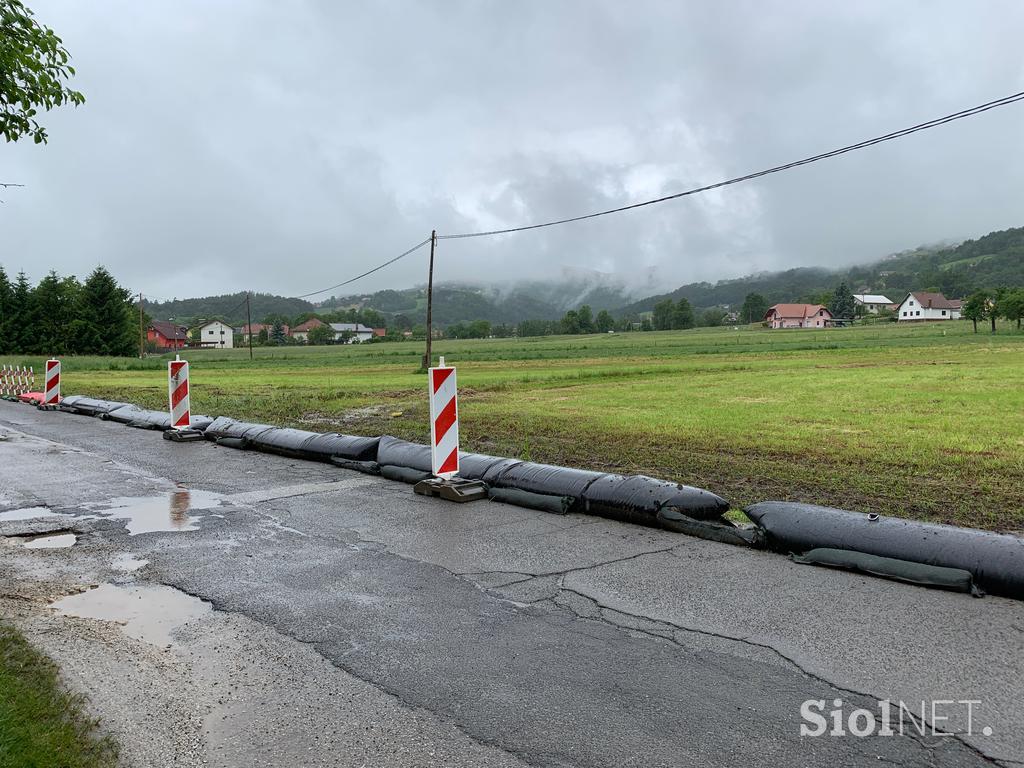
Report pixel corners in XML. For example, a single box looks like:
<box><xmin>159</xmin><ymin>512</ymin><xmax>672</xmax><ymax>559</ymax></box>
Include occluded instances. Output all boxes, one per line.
<box><xmin>895</xmin><ymin>292</ymin><xmax>962</xmax><ymax>321</ymax></box>
<box><xmin>764</xmin><ymin>303</ymin><xmax>833</xmax><ymax>329</ymax></box>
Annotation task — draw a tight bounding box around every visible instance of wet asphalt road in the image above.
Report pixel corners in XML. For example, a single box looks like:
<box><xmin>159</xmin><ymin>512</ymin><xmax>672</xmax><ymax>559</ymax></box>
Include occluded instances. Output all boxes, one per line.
<box><xmin>1</xmin><ymin>400</ymin><xmax>1022</xmax><ymax>767</ymax></box>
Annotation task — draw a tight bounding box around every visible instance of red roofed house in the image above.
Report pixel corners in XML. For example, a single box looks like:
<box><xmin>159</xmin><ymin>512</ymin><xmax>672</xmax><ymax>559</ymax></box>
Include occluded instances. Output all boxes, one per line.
<box><xmin>241</xmin><ymin>322</ymin><xmax>290</xmax><ymax>341</ymax></box>
<box><xmin>764</xmin><ymin>304</ymin><xmax>833</xmax><ymax>329</ymax></box>
<box><xmin>147</xmin><ymin>320</ymin><xmax>188</xmax><ymax>350</ymax></box>
<box><xmin>291</xmin><ymin>318</ymin><xmax>325</xmax><ymax>342</ymax></box>
<box><xmin>894</xmin><ymin>292</ymin><xmax>962</xmax><ymax>321</ymax></box>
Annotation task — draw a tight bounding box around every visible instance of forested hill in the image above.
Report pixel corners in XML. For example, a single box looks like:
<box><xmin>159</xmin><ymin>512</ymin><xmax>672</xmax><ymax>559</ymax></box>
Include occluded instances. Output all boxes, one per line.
<box><xmin>619</xmin><ymin>225</ymin><xmax>1024</xmax><ymax>314</ymax></box>
<box><xmin>144</xmin><ymin>293</ymin><xmax>316</xmax><ymax>325</ymax></box>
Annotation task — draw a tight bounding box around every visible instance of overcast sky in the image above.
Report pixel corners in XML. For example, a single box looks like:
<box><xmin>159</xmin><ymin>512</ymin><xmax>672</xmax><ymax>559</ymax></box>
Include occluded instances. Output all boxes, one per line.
<box><xmin>3</xmin><ymin>0</ymin><xmax>1023</xmax><ymax>300</ymax></box>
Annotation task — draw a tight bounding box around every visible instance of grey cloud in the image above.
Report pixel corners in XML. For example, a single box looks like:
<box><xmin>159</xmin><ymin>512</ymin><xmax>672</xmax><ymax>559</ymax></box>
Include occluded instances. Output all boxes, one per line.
<box><xmin>2</xmin><ymin>0</ymin><xmax>1023</xmax><ymax>300</ymax></box>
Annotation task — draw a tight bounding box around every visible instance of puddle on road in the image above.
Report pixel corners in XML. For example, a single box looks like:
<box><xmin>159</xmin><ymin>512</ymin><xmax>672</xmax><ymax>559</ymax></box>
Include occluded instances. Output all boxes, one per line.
<box><xmin>86</xmin><ymin>489</ymin><xmax>222</xmax><ymax>536</ymax></box>
<box><xmin>0</xmin><ymin>507</ymin><xmax>70</xmax><ymax>522</ymax></box>
<box><xmin>111</xmin><ymin>552</ymin><xmax>149</xmax><ymax>572</ymax></box>
<box><xmin>50</xmin><ymin>583</ymin><xmax>212</xmax><ymax>647</ymax></box>
<box><xmin>22</xmin><ymin>532</ymin><xmax>77</xmax><ymax>549</ymax></box>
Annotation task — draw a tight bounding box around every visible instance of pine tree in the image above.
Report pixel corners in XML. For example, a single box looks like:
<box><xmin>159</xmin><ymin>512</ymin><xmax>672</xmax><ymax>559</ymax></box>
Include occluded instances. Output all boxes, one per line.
<box><xmin>10</xmin><ymin>272</ymin><xmax>34</xmax><ymax>353</ymax></box>
<box><xmin>29</xmin><ymin>271</ymin><xmax>80</xmax><ymax>354</ymax></box>
<box><xmin>77</xmin><ymin>266</ymin><xmax>134</xmax><ymax>355</ymax></box>
<box><xmin>829</xmin><ymin>281</ymin><xmax>856</xmax><ymax>320</ymax></box>
<box><xmin>0</xmin><ymin>267</ymin><xmax>12</xmax><ymax>354</ymax></box>
<box><xmin>672</xmin><ymin>298</ymin><xmax>695</xmax><ymax>330</ymax></box>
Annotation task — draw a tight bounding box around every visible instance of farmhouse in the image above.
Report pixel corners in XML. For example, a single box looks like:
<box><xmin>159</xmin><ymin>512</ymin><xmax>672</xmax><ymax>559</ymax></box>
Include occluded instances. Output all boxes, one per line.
<box><xmin>853</xmin><ymin>294</ymin><xmax>893</xmax><ymax>314</ymax></box>
<box><xmin>764</xmin><ymin>304</ymin><xmax>833</xmax><ymax>329</ymax></box>
<box><xmin>241</xmin><ymin>322</ymin><xmax>290</xmax><ymax>342</ymax></box>
<box><xmin>194</xmin><ymin>320</ymin><xmax>234</xmax><ymax>348</ymax></box>
<box><xmin>895</xmin><ymin>292</ymin><xmax>962</xmax><ymax>321</ymax></box>
<box><xmin>329</xmin><ymin>323</ymin><xmax>375</xmax><ymax>343</ymax></box>
<box><xmin>147</xmin><ymin>320</ymin><xmax>188</xmax><ymax>351</ymax></box>
<box><xmin>291</xmin><ymin>318</ymin><xmax>325</xmax><ymax>342</ymax></box>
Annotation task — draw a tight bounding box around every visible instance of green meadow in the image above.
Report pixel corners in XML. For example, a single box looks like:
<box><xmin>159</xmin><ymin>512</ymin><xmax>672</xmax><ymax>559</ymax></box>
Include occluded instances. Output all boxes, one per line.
<box><xmin>12</xmin><ymin>320</ymin><xmax>1024</xmax><ymax>531</ymax></box>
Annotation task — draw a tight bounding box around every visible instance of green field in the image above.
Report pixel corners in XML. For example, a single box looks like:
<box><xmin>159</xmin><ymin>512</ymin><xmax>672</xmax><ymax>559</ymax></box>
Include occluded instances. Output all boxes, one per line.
<box><xmin>11</xmin><ymin>320</ymin><xmax>1024</xmax><ymax>531</ymax></box>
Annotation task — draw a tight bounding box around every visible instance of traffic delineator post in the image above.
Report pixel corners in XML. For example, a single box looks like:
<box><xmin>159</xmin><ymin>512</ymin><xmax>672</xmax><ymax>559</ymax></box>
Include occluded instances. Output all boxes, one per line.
<box><xmin>163</xmin><ymin>355</ymin><xmax>204</xmax><ymax>442</ymax></box>
<box><xmin>414</xmin><ymin>356</ymin><xmax>486</xmax><ymax>502</ymax></box>
<box><xmin>37</xmin><ymin>359</ymin><xmax>61</xmax><ymax>410</ymax></box>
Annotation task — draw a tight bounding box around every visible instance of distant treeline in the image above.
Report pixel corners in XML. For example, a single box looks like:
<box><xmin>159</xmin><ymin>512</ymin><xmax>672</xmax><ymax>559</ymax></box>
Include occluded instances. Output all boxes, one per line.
<box><xmin>0</xmin><ymin>266</ymin><xmax>136</xmax><ymax>356</ymax></box>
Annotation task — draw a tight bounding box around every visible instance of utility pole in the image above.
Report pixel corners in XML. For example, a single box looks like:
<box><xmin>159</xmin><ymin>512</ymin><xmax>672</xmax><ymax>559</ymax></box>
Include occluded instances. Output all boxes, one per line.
<box><xmin>423</xmin><ymin>230</ymin><xmax>437</xmax><ymax>370</ymax></box>
<box><xmin>245</xmin><ymin>291</ymin><xmax>254</xmax><ymax>361</ymax></box>
<box><xmin>138</xmin><ymin>292</ymin><xmax>145</xmax><ymax>358</ymax></box>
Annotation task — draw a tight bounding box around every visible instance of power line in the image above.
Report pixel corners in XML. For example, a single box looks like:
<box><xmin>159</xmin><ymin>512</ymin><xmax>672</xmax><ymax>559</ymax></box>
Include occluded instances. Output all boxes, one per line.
<box><xmin>293</xmin><ymin>237</ymin><xmax>432</xmax><ymax>299</ymax></box>
<box><xmin>438</xmin><ymin>90</ymin><xmax>1024</xmax><ymax>240</ymax></box>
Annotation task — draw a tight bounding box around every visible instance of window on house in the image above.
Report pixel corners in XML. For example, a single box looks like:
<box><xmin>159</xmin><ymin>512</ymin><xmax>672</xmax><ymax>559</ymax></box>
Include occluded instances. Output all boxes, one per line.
<box><xmin>909</xmin><ymin>300</ymin><xmax>915</xmax><ymax>306</ymax></box>
<box><xmin>916</xmin><ymin>311</ymin><xmax>920</xmax><ymax>316</ymax></box>
<box><xmin>941</xmin><ymin>310</ymin><xmax>947</xmax><ymax>316</ymax></box>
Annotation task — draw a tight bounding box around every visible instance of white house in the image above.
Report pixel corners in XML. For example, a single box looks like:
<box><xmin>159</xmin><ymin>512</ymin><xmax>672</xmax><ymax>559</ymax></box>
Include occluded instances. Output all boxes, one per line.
<box><xmin>329</xmin><ymin>323</ymin><xmax>375</xmax><ymax>343</ymax></box>
<box><xmin>895</xmin><ymin>292</ymin><xmax>961</xmax><ymax>321</ymax></box>
<box><xmin>195</xmin><ymin>320</ymin><xmax>234</xmax><ymax>348</ymax></box>
<box><xmin>853</xmin><ymin>294</ymin><xmax>893</xmax><ymax>314</ymax></box>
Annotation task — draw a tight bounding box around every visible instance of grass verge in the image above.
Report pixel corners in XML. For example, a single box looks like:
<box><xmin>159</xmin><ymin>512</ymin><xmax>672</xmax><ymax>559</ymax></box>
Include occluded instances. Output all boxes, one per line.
<box><xmin>0</xmin><ymin>622</ymin><xmax>118</xmax><ymax>768</ymax></box>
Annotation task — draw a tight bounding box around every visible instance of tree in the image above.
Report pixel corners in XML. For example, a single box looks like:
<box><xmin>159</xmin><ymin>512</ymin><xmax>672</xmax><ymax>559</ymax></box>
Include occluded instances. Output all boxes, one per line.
<box><xmin>0</xmin><ymin>266</ymin><xmax>12</xmax><ymax>353</ymax></box>
<box><xmin>577</xmin><ymin>305</ymin><xmax>594</xmax><ymax>334</ymax></box>
<box><xmin>640</xmin><ymin>318</ymin><xmax>653</xmax><ymax>332</ymax></box>
<box><xmin>307</xmin><ymin>324</ymin><xmax>335</xmax><ymax>345</ymax></box>
<box><xmin>257</xmin><ymin>327</ymin><xmax>269</xmax><ymax>344</ymax></box>
<box><xmin>829</xmin><ymin>281</ymin><xmax>856</xmax><ymax>320</ymax></box>
<box><xmin>595</xmin><ymin>309</ymin><xmax>614</xmax><ymax>333</ymax></box>
<box><xmin>561</xmin><ymin>310</ymin><xmax>581</xmax><ymax>335</ymax></box>
<box><xmin>999</xmin><ymin>288</ymin><xmax>1024</xmax><ymax>330</ymax></box>
<box><xmin>652</xmin><ymin>299</ymin><xmax>674</xmax><ymax>331</ymax></box>
<box><xmin>74</xmin><ymin>266</ymin><xmax>134</xmax><ymax>355</ymax></box>
<box><xmin>1</xmin><ymin>0</ymin><xmax>85</xmax><ymax>144</ymax></box>
<box><xmin>28</xmin><ymin>270</ymin><xmax>79</xmax><ymax>354</ymax></box>
<box><xmin>270</xmin><ymin>319</ymin><xmax>287</xmax><ymax>345</ymax></box>
<box><xmin>962</xmin><ymin>291</ymin><xmax>989</xmax><ymax>334</ymax></box>
<box><xmin>8</xmin><ymin>271</ymin><xmax>32</xmax><ymax>352</ymax></box>
<box><xmin>701</xmin><ymin>309</ymin><xmax>726</xmax><ymax>327</ymax></box>
<box><xmin>672</xmin><ymin>298</ymin><xmax>695</xmax><ymax>330</ymax></box>
<box><xmin>740</xmin><ymin>292</ymin><xmax>768</xmax><ymax>325</ymax></box>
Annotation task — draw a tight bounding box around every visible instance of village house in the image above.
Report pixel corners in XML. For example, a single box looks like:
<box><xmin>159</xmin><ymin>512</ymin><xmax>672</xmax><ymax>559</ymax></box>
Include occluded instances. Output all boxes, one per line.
<box><xmin>146</xmin><ymin>320</ymin><xmax>188</xmax><ymax>351</ymax></box>
<box><xmin>894</xmin><ymin>292</ymin><xmax>962</xmax><ymax>321</ymax></box>
<box><xmin>193</xmin><ymin>320</ymin><xmax>234</xmax><ymax>348</ymax></box>
<box><xmin>329</xmin><ymin>323</ymin><xmax>375</xmax><ymax>343</ymax></box>
<box><xmin>764</xmin><ymin>304</ymin><xmax>833</xmax><ymax>329</ymax></box>
<box><xmin>853</xmin><ymin>294</ymin><xmax>893</xmax><ymax>314</ymax></box>
<box><xmin>241</xmin><ymin>322</ymin><xmax>290</xmax><ymax>342</ymax></box>
<box><xmin>291</xmin><ymin>318</ymin><xmax>325</xmax><ymax>342</ymax></box>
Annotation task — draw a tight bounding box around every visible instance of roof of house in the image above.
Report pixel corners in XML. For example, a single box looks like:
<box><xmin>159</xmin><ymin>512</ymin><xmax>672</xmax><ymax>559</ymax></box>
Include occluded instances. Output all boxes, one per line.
<box><xmin>242</xmin><ymin>323</ymin><xmax>290</xmax><ymax>334</ymax></box>
<box><xmin>292</xmin><ymin>318</ymin><xmax>325</xmax><ymax>333</ymax></box>
<box><xmin>764</xmin><ymin>303</ymin><xmax>832</xmax><ymax>320</ymax></box>
<box><xmin>901</xmin><ymin>291</ymin><xmax>961</xmax><ymax>310</ymax></box>
<box><xmin>854</xmin><ymin>294</ymin><xmax>892</xmax><ymax>304</ymax></box>
<box><xmin>372</xmin><ymin>328</ymin><xmax>387</xmax><ymax>337</ymax></box>
<box><xmin>148</xmin><ymin>320</ymin><xmax>188</xmax><ymax>340</ymax></box>
<box><xmin>330</xmin><ymin>323</ymin><xmax>374</xmax><ymax>333</ymax></box>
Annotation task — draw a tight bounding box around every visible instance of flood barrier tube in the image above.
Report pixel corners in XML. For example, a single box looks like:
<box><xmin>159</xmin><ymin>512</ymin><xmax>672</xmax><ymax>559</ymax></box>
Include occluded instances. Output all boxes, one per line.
<box><xmin>215</xmin><ymin>437</ymin><xmax>249</xmax><ymax>450</ymax></box>
<box><xmin>488</xmin><ymin>487</ymin><xmax>572</xmax><ymax>515</ymax></box>
<box><xmin>656</xmin><ymin>508</ymin><xmax>763</xmax><ymax>546</ymax></box>
<box><xmin>330</xmin><ymin>457</ymin><xmax>381</xmax><ymax>475</ymax></box>
<box><xmin>583</xmin><ymin>474</ymin><xmax>730</xmax><ymax>525</ymax></box>
<box><xmin>488</xmin><ymin>462</ymin><xmax>607</xmax><ymax>512</ymax></box>
<box><xmin>791</xmin><ymin>548</ymin><xmax>981</xmax><ymax>596</ymax></box>
<box><xmin>376</xmin><ymin>436</ymin><xmax>432</xmax><ymax>472</ymax></box>
<box><xmin>58</xmin><ymin>396</ymin><xmax>131</xmax><ymax>417</ymax></box>
<box><xmin>745</xmin><ymin>501</ymin><xmax>1024</xmax><ymax>600</ymax></box>
<box><xmin>204</xmin><ymin>417</ymin><xmax>275</xmax><ymax>443</ymax></box>
<box><xmin>380</xmin><ymin>465</ymin><xmax>432</xmax><ymax>484</ymax></box>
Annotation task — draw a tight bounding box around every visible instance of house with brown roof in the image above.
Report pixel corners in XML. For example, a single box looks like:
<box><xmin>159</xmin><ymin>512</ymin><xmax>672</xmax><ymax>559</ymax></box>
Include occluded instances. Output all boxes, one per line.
<box><xmin>764</xmin><ymin>304</ymin><xmax>833</xmax><ymax>329</ymax></box>
<box><xmin>894</xmin><ymin>292</ymin><xmax>962</xmax><ymax>321</ymax></box>
<box><xmin>241</xmin><ymin>322</ymin><xmax>290</xmax><ymax>341</ymax></box>
<box><xmin>291</xmin><ymin>318</ymin><xmax>325</xmax><ymax>342</ymax></box>
<box><xmin>147</xmin><ymin>320</ymin><xmax>188</xmax><ymax>350</ymax></box>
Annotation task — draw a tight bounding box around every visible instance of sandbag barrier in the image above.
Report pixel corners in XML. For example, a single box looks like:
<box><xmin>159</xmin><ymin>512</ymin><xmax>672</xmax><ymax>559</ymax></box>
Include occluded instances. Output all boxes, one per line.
<box><xmin>43</xmin><ymin>401</ymin><xmax>1024</xmax><ymax>600</ymax></box>
<box><xmin>746</xmin><ymin>501</ymin><xmax>1024</xmax><ymax>600</ymax></box>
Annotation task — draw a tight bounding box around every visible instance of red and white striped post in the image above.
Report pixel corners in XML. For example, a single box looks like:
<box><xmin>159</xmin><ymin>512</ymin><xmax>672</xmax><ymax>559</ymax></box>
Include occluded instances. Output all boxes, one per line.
<box><xmin>428</xmin><ymin>356</ymin><xmax>459</xmax><ymax>478</ymax></box>
<box><xmin>43</xmin><ymin>359</ymin><xmax>61</xmax><ymax>405</ymax></box>
<box><xmin>168</xmin><ymin>355</ymin><xmax>191</xmax><ymax>430</ymax></box>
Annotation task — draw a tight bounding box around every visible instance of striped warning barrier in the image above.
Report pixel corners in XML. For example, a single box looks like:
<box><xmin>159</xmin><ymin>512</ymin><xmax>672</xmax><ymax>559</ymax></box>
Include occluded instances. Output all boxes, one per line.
<box><xmin>168</xmin><ymin>356</ymin><xmax>191</xmax><ymax>429</ymax></box>
<box><xmin>43</xmin><ymin>360</ymin><xmax>60</xmax><ymax>405</ymax></box>
<box><xmin>428</xmin><ymin>356</ymin><xmax>459</xmax><ymax>478</ymax></box>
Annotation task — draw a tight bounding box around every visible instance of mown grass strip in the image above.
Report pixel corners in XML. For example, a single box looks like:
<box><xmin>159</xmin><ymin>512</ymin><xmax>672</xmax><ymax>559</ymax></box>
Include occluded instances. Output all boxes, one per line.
<box><xmin>0</xmin><ymin>622</ymin><xmax>118</xmax><ymax>768</ymax></box>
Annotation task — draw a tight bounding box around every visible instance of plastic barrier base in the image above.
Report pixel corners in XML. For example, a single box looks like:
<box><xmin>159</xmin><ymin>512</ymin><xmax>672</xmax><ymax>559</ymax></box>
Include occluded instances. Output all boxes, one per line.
<box><xmin>163</xmin><ymin>428</ymin><xmax>206</xmax><ymax>442</ymax></box>
<box><xmin>414</xmin><ymin>477</ymin><xmax>488</xmax><ymax>503</ymax></box>
<box><xmin>36</xmin><ymin>403</ymin><xmax>60</xmax><ymax>411</ymax></box>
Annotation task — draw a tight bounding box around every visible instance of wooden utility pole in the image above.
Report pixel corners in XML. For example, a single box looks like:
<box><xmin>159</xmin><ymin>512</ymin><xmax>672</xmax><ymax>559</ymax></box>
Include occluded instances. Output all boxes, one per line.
<box><xmin>138</xmin><ymin>292</ymin><xmax>145</xmax><ymax>358</ymax></box>
<box><xmin>423</xmin><ymin>230</ymin><xmax>437</xmax><ymax>370</ymax></box>
<box><xmin>245</xmin><ymin>291</ymin><xmax>254</xmax><ymax>361</ymax></box>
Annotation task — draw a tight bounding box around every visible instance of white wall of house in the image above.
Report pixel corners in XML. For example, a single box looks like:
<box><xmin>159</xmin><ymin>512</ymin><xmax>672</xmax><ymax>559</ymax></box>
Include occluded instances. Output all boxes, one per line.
<box><xmin>896</xmin><ymin>297</ymin><xmax>960</xmax><ymax>321</ymax></box>
<box><xmin>199</xmin><ymin>321</ymin><xmax>234</xmax><ymax>348</ymax></box>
